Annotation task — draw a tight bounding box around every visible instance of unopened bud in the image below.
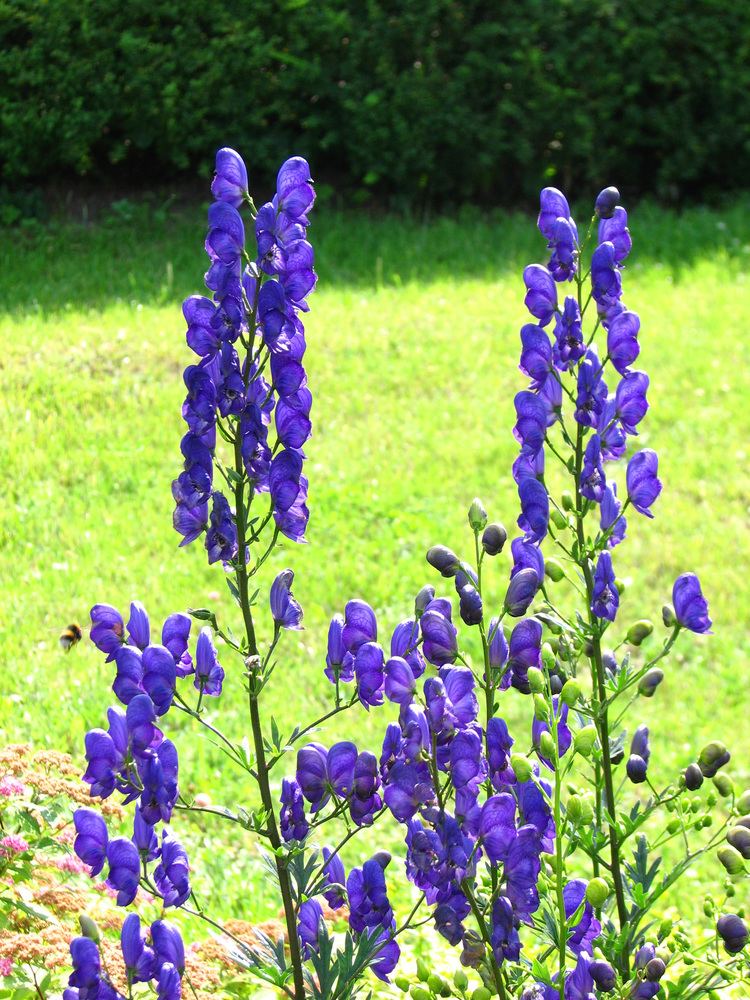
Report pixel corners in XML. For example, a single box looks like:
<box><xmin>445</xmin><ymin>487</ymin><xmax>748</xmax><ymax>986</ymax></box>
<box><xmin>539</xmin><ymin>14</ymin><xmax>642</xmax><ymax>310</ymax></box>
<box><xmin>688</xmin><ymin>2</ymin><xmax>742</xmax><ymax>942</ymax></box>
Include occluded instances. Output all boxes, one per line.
<box><xmin>561</xmin><ymin>490</ymin><xmax>575</xmax><ymax>511</ymax></box>
<box><xmin>645</xmin><ymin>958</ymin><xmax>666</xmax><ymax>982</ymax></box>
<box><xmin>699</xmin><ymin>741</ymin><xmax>731</xmax><ymax>778</ymax></box>
<box><xmin>736</xmin><ymin>790</ymin><xmax>750</xmax><ymax>814</ymax></box>
<box><xmin>79</xmin><ymin>915</ymin><xmax>100</xmax><ymax>942</ymax></box>
<box><xmin>426</xmin><ymin>544</ymin><xmax>460</xmax><ymax>577</ymax></box>
<box><xmin>371</xmin><ymin>850</ymin><xmax>392</xmax><ymax>869</ymax></box>
<box><xmin>394</xmin><ymin>975</ymin><xmax>410</xmax><ymax>992</ymax></box>
<box><xmin>574</xmin><ymin>726</ymin><xmax>598</xmax><ymax>756</ymax></box>
<box><xmin>410</xmin><ymin>988</ymin><xmax>431</xmax><ymax>1000</ymax></box>
<box><xmin>545</xmin><ymin>557</ymin><xmax>565</xmax><ymax>581</ymax></box>
<box><xmin>718</xmin><ymin>845</ymin><xmax>746</xmax><ymax>876</ymax></box>
<box><xmin>586</xmin><ymin>877</ymin><xmax>610</xmax><ymax>907</ymax></box>
<box><xmin>683</xmin><ymin>763</ymin><xmax>704</xmax><ymax>791</ymax></box>
<box><xmin>662</xmin><ymin>603</ymin><xmax>676</xmax><ymax>627</ymax></box>
<box><xmin>539</xmin><ymin>731</ymin><xmax>557</xmax><ymax>761</ymax></box>
<box><xmin>615</xmin><ymin>577</ymin><xmax>626</xmax><ymax>595</ymax></box>
<box><xmin>453</xmin><ymin>969</ymin><xmax>469</xmax><ymax>990</ymax></box>
<box><xmin>638</xmin><ymin>668</ymin><xmax>664</xmax><ymax>697</ymax></box>
<box><xmin>542</xmin><ymin>642</ymin><xmax>556</xmax><ymax>670</ymax></box>
<box><xmin>427</xmin><ymin>974</ymin><xmax>446</xmax><ymax>994</ymax></box>
<box><xmin>658</xmin><ymin>917</ymin><xmax>672</xmax><ymax>939</ymax></box>
<box><xmin>481</xmin><ymin>522</ymin><xmax>507</xmax><ymax>556</ymax></box>
<box><xmin>727</xmin><ymin>827</ymin><xmax>750</xmax><ymax>859</ymax></box>
<box><xmin>595</xmin><ymin>186</ymin><xmax>620</xmax><ymax>219</ymax></box>
<box><xmin>416</xmin><ymin>958</ymin><xmax>430</xmax><ymax>982</ymax></box>
<box><xmin>415</xmin><ymin>584</ymin><xmax>435</xmax><ymax>616</ymax></box>
<box><xmin>472</xmin><ymin>990</ymin><xmax>492</xmax><ymax>1000</ymax></box>
<box><xmin>561</xmin><ymin>679</ymin><xmax>582</xmax><ymax>707</ymax></box>
<box><xmin>550</xmin><ymin>509</ymin><xmax>567</xmax><ymax>531</ymax></box>
<box><xmin>627</xmin><ymin>619</ymin><xmax>654</xmax><ymax>646</ymax></box>
<box><xmin>511</xmin><ymin>754</ymin><xmax>533</xmax><ymax>783</ymax></box>
<box><xmin>468</xmin><ymin>498</ymin><xmax>488</xmax><ymax>532</ymax></box>
<box><xmin>714</xmin><ymin>773</ymin><xmax>734</xmax><ymax>798</ymax></box>
<box><xmin>529</xmin><ymin>669</ymin><xmax>546</xmax><ymax>695</ymax></box>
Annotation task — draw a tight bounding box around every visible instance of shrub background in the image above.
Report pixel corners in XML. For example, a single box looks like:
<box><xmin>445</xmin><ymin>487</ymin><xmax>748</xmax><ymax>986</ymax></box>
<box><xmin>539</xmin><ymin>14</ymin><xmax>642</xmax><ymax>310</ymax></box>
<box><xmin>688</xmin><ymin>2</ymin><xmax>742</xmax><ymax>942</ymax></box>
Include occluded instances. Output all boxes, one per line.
<box><xmin>2</xmin><ymin>0</ymin><xmax>749</xmax><ymax>205</ymax></box>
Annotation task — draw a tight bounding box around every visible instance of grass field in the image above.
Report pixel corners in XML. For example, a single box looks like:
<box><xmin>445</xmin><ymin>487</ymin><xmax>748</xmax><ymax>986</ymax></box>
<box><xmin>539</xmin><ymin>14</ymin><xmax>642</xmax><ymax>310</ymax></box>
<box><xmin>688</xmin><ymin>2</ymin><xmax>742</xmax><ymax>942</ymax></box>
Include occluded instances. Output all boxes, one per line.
<box><xmin>1</xmin><ymin>196</ymin><xmax>750</xmax><ymax>944</ymax></box>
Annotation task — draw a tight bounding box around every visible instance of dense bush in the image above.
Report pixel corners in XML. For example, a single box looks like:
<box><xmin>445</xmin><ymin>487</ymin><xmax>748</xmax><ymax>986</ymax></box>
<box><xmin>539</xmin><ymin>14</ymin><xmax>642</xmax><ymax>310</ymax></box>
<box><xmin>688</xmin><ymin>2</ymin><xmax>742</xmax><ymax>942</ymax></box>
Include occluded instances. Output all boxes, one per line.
<box><xmin>2</xmin><ymin>0</ymin><xmax>749</xmax><ymax>205</ymax></box>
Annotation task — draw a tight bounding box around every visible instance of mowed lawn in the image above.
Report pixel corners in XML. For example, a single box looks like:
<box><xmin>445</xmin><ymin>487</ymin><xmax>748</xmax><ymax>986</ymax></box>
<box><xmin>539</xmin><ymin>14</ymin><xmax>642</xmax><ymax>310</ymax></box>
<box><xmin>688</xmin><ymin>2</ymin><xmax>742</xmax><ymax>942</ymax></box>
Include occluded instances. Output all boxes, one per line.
<box><xmin>1</xmin><ymin>198</ymin><xmax>749</xmax><ymax>929</ymax></box>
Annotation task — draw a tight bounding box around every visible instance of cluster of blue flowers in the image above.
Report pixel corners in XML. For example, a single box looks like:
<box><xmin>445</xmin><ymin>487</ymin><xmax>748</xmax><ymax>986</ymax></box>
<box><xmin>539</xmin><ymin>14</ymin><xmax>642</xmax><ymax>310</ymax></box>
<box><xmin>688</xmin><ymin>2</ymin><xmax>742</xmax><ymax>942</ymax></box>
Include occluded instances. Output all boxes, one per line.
<box><xmin>174</xmin><ymin>149</ymin><xmax>315</xmax><ymax>555</ymax></box>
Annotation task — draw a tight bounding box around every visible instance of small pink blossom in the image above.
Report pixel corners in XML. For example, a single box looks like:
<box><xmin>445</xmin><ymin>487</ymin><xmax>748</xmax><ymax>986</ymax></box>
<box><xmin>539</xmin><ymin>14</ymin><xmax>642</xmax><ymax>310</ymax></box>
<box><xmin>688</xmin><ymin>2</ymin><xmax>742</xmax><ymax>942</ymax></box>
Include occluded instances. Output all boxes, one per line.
<box><xmin>0</xmin><ymin>777</ymin><xmax>26</xmax><ymax>797</ymax></box>
<box><xmin>0</xmin><ymin>957</ymin><xmax>12</xmax><ymax>976</ymax></box>
<box><xmin>0</xmin><ymin>835</ymin><xmax>29</xmax><ymax>856</ymax></box>
<box><xmin>54</xmin><ymin>854</ymin><xmax>89</xmax><ymax>874</ymax></box>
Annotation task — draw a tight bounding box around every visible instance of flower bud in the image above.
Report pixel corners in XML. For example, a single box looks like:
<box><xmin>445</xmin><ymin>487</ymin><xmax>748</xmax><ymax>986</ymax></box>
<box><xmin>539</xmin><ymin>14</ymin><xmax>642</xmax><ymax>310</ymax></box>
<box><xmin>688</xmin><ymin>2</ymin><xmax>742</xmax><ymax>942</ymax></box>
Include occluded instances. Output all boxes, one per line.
<box><xmin>410</xmin><ymin>988</ymin><xmax>431</xmax><ymax>1000</ymax></box>
<box><xmin>601</xmin><ymin>649</ymin><xmax>617</xmax><ymax>677</ymax></box>
<box><xmin>567</xmin><ymin>794</ymin><xmax>584</xmax><ymax>824</ymax></box>
<box><xmin>545</xmin><ymin>557</ymin><xmax>565</xmax><ymax>582</ymax></box>
<box><xmin>718</xmin><ymin>845</ymin><xmax>746</xmax><ymax>876</ymax></box>
<box><xmin>658</xmin><ymin>917</ymin><xmax>673</xmax><ymax>939</ymax></box>
<box><xmin>638</xmin><ymin>668</ymin><xmax>664</xmax><ymax>697</ymax></box>
<box><xmin>428</xmin><ymin>974</ymin><xmax>447</xmax><ymax>994</ymax></box>
<box><xmin>539</xmin><ymin>731</ymin><xmax>557</xmax><ymax>761</ymax></box>
<box><xmin>503</xmin><ymin>567</ymin><xmax>538</xmax><ymax>617</ymax></box>
<box><xmin>595</xmin><ymin>186</ymin><xmax>620</xmax><ymax>219</ymax></box>
<box><xmin>511</xmin><ymin>754</ymin><xmax>533</xmax><ymax>783</ymax></box>
<box><xmin>550</xmin><ymin>509</ymin><xmax>567</xmax><ymax>531</ymax></box>
<box><xmin>635</xmin><ymin>944</ymin><xmax>656</xmax><ymax>970</ymax></box>
<box><xmin>481</xmin><ymin>522</ymin><xmax>507</xmax><ymax>556</ymax></box>
<box><xmin>426</xmin><ymin>545</ymin><xmax>460</xmax><ymax>578</ymax></box>
<box><xmin>589</xmin><ymin>959</ymin><xmax>616</xmax><ymax>992</ymax></box>
<box><xmin>662</xmin><ymin>603</ymin><xmax>676</xmax><ymax>627</ymax></box>
<box><xmin>416</xmin><ymin>958</ymin><xmax>430</xmax><ymax>982</ymax></box>
<box><xmin>415</xmin><ymin>584</ymin><xmax>435</xmax><ymax>617</ymax></box>
<box><xmin>586</xmin><ymin>877</ymin><xmax>610</xmax><ymax>907</ymax></box>
<box><xmin>699</xmin><ymin>741</ymin><xmax>730</xmax><ymax>778</ymax></box>
<box><xmin>560</xmin><ymin>679</ymin><xmax>582</xmax><ymax>707</ymax></box>
<box><xmin>458</xmin><ymin>584</ymin><xmax>483</xmax><ymax>626</ymax></box>
<box><xmin>472</xmin><ymin>990</ymin><xmax>492</xmax><ymax>1000</ymax></box>
<box><xmin>468</xmin><ymin>498</ymin><xmax>488</xmax><ymax>532</ymax></box>
<box><xmin>717</xmin><ymin>913</ymin><xmax>749</xmax><ymax>954</ymax></box>
<box><xmin>627</xmin><ymin>619</ymin><xmax>654</xmax><ymax>646</ymax></box>
<box><xmin>645</xmin><ymin>958</ymin><xmax>666</xmax><ymax>982</ymax></box>
<box><xmin>453</xmin><ymin>969</ymin><xmax>469</xmax><ymax>990</ymax></box>
<box><xmin>542</xmin><ymin>642</ymin><xmax>556</xmax><ymax>670</ymax></box>
<box><xmin>727</xmin><ymin>826</ymin><xmax>750</xmax><ymax>859</ymax></box>
<box><xmin>713</xmin><ymin>773</ymin><xmax>734</xmax><ymax>798</ymax></box>
<box><xmin>550</xmin><ymin>674</ymin><xmax>563</xmax><ymax>695</ymax></box>
<box><xmin>528</xmin><ymin>669</ymin><xmax>546</xmax><ymax>694</ymax></box>
<box><xmin>574</xmin><ymin>726</ymin><xmax>598</xmax><ymax>756</ymax></box>
<box><xmin>615</xmin><ymin>577</ymin><xmax>626</xmax><ymax>595</ymax></box>
<box><xmin>394</xmin><ymin>976</ymin><xmax>410</xmax><ymax>992</ymax></box>
<box><xmin>627</xmin><ymin>754</ymin><xmax>648</xmax><ymax>784</ymax></box>
<box><xmin>683</xmin><ymin>763</ymin><xmax>704</xmax><ymax>790</ymax></box>
<box><xmin>460</xmin><ymin>929</ymin><xmax>485</xmax><ymax>968</ymax></box>
<box><xmin>561</xmin><ymin>490</ymin><xmax>575</xmax><ymax>511</ymax></box>
<box><xmin>79</xmin><ymin>915</ymin><xmax>100</xmax><ymax>942</ymax></box>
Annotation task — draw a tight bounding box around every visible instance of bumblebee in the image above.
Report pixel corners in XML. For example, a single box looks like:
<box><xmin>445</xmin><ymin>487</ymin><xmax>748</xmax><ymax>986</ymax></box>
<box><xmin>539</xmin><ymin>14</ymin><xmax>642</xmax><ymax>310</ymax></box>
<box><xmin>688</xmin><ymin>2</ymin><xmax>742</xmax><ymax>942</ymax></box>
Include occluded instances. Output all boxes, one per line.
<box><xmin>59</xmin><ymin>622</ymin><xmax>83</xmax><ymax>652</ymax></box>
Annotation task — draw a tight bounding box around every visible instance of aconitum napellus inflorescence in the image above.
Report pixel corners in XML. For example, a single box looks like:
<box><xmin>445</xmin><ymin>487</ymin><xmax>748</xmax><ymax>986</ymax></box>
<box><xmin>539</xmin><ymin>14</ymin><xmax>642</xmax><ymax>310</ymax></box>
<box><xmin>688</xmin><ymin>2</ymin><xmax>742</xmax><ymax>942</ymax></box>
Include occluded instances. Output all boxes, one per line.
<box><xmin>65</xmin><ymin>163</ymin><xmax>748</xmax><ymax>1000</ymax></box>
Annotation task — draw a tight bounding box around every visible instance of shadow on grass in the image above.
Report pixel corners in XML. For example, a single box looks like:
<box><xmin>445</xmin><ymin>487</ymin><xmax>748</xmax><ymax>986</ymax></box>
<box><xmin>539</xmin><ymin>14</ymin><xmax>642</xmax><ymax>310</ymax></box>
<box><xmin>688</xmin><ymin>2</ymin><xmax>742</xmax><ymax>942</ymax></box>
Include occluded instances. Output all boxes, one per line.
<box><xmin>1</xmin><ymin>197</ymin><xmax>749</xmax><ymax>316</ymax></box>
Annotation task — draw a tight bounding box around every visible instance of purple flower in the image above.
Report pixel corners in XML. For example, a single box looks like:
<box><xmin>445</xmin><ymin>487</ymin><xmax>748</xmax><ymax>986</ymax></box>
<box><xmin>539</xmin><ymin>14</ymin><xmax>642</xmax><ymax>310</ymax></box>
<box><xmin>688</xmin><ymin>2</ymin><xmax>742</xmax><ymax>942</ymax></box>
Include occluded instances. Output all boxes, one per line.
<box><xmin>491</xmin><ymin>895</ymin><xmax>521</xmax><ymax>964</ymax></box>
<box><xmin>327</xmin><ymin>740</ymin><xmax>358</xmax><ymax>798</ymax></box>
<box><xmin>672</xmin><ymin>573</ymin><xmax>712</xmax><ymax>634</ymax></box>
<box><xmin>113</xmin><ymin>646</ymin><xmax>144</xmax><ymax>705</ymax></box>
<box><xmin>154</xmin><ymin>832</ymin><xmax>191</xmax><ymax>907</ymax></box>
<box><xmin>157</xmin><ymin>964</ymin><xmax>181</xmax><ymax>1000</ymax></box>
<box><xmin>532</xmin><ymin>697</ymin><xmax>572</xmax><ymax>768</ymax></box>
<box><xmin>276</xmin><ymin>157</ymin><xmax>315</xmax><ymax>222</ymax></box>
<box><xmin>591</xmin><ymin>241</ymin><xmax>623</xmax><ymax>319</ymax></box>
<box><xmin>580</xmin><ymin>434</ymin><xmax>605</xmax><ymax>503</ymax></box>
<box><xmin>597</xmin><ymin>396</ymin><xmax>626</xmax><ymax>461</ymax></box>
<box><xmin>355</xmin><ymin>641</ymin><xmax>385</xmax><ymax>708</ymax></box>
<box><xmin>151</xmin><ymin>920</ymin><xmax>185</xmax><ymax>975</ymax></box>
<box><xmin>600</xmin><ymin>483</ymin><xmax>626</xmax><ymax>547</ymax></box>
<box><xmin>73</xmin><ymin>808</ymin><xmax>108</xmax><ymax>876</ymax></box>
<box><xmin>90</xmin><ymin>604</ymin><xmax>125</xmax><ymax>662</ymax></box>
<box><xmin>615</xmin><ymin>371</ymin><xmax>649</xmax><ymax>434</ymax></box>
<box><xmin>511</xmin><ymin>536</ymin><xmax>545</xmax><ymax>581</ymax></box>
<box><xmin>384</xmin><ymin>656</ymin><xmax>416</xmax><ymax>705</ymax></box>
<box><xmin>553</xmin><ymin>296</ymin><xmax>585</xmax><ymax>370</ymax></box>
<box><xmin>296</xmin><ymin>743</ymin><xmax>329</xmax><ymax>808</ymax></box>
<box><xmin>517</xmin><ymin>770</ymin><xmax>555</xmax><ymax>853</ymax></box>
<box><xmin>205</xmin><ymin>493</ymin><xmax>238</xmax><ymax>564</ymax></box>
<box><xmin>211</xmin><ymin>148</ymin><xmax>248</xmax><ymax>208</ymax></box>
<box><xmin>487</xmin><ymin>717</ymin><xmax>515</xmax><ymax>789</ymax></box>
<box><xmin>420</xmin><ymin>606</ymin><xmax>457</xmax><ymax>666</ymax></box>
<box><xmin>595</xmin><ymin>186</ymin><xmax>620</xmax><ymax>219</ymax></box>
<box><xmin>137</xmin><ymin>738</ymin><xmax>179</xmax><ymax>825</ymax></box>
<box><xmin>575</xmin><ymin>350</ymin><xmax>607</xmax><ymax>427</ymax></box>
<box><xmin>206</xmin><ymin>201</ymin><xmax>244</xmax><ymax>265</ymax></box>
<box><xmin>269</xmin><ymin>569</ymin><xmax>303</xmax><ymax>630</ymax></box>
<box><xmin>390</xmin><ymin>618</ymin><xmax>425</xmax><ymax>678</ymax></box>
<box><xmin>607</xmin><ymin>310</ymin><xmax>640</xmax><ymax>375</ymax></box>
<box><xmin>342</xmin><ymin>600</ymin><xmax>377</xmax><ymax>651</ymax></box>
<box><xmin>384</xmin><ymin>759</ymin><xmax>436</xmax><ymax>821</ymax></box>
<box><xmin>324</xmin><ymin>613</ymin><xmax>354</xmax><ymax>684</ymax></box>
<box><xmin>320</xmin><ymin>847</ymin><xmax>346</xmax><ymax>908</ymax></box>
<box><xmin>514</xmin><ymin>390</ymin><xmax>549</xmax><ymax>455</ymax></box>
<box><xmin>298</xmin><ymin>899</ymin><xmax>324</xmax><ymax>958</ymax></box>
<box><xmin>537</xmin><ymin>187</ymin><xmax>571</xmax><ymax>241</ymax></box>
<box><xmin>142</xmin><ymin>645</ymin><xmax>177</xmax><ymax>716</ymax></box>
<box><xmin>508</xmin><ymin>619</ymin><xmax>542</xmax><ymax>693</ymax></box>
<box><xmin>627</xmin><ymin>724</ymin><xmax>650</xmax><ymax>783</ymax></box>
<box><xmin>591</xmin><ymin>552</ymin><xmax>619</xmax><ymax>622</ymax></box>
<box><xmin>105</xmin><ymin>836</ymin><xmax>140</xmax><ymax>906</ymax></box>
<box><xmin>350</xmin><ymin>751</ymin><xmax>383</xmax><ymax>826</ymax></box>
<box><xmin>450</xmin><ymin>729</ymin><xmax>487</xmax><ymax>797</ymax></box>
<box><xmin>347</xmin><ymin>858</ymin><xmax>395</xmax><ymax>935</ymax></box>
<box><xmin>121</xmin><ymin>914</ymin><xmax>156</xmax><ymax>983</ymax></box>
<box><xmin>518</xmin><ymin>477</ymin><xmax>549</xmax><ymax>543</ymax></box>
<box><xmin>161</xmin><ymin>613</ymin><xmax>193</xmax><ymax>677</ymax></box>
<box><xmin>626</xmin><ymin>449</ymin><xmax>662</xmax><ymax>517</ymax></box>
<box><xmin>504</xmin><ymin>825</ymin><xmax>542</xmax><ymax>921</ymax></box>
<box><xmin>194</xmin><ymin>627</ymin><xmax>224</xmax><ymax>697</ymax></box>
<box><xmin>480</xmin><ymin>794</ymin><xmax>517</xmax><ymax>863</ymax></box>
<box><xmin>504</xmin><ymin>567</ymin><xmax>539</xmax><ymax>618</ymax></box>
<box><xmin>564</xmin><ymin>880</ymin><xmax>601</xmax><ymax>955</ymax></box>
<box><xmin>487</xmin><ymin>617</ymin><xmax>509</xmax><ymax>678</ymax></box>
<box><xmin>547</xmin><ymin>217</ymin><xmax>578</xmax><ymax>282</ymax></box>
<box><xmin>519</xmin><ymin>324</ymin><xmax>553</xmax><ymax>387</ymax></box>
<box><xmin>133</xmin><ymin>805</ymin><xmax>159</xmax><ymax>860</ymax></box>
<box><xmin>599</xmin><ymin>206</ymin><xmax>632</xmax><ymax>264</ymax></box>
<box><xmin>67</xmin><ymin>937</ymin><xmax>102</xmax><ymax>998</ymax></box>
<box><xmin>523</xmin><ymin>264</ymin><xmax>557</xmax><ymax>326</ymax></box>
<box><xmin>280</xmin><ymin>778</ymin><xmax>309</xmax><ymax>842</ymax></box>
<box><xmin>126</xmin><ymin>602</ymin><xmax>150</xmax><ymax>650</ymax></box>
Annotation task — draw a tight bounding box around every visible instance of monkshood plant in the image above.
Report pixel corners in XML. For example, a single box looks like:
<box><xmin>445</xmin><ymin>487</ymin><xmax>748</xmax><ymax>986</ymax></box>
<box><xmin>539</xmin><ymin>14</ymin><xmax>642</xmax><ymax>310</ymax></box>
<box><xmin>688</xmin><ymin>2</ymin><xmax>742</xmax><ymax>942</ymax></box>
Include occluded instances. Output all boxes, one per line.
<box><xmin>60</xmin><ymin>155</ymin><xmax>750</xmax><ymax>1000</ymax></box>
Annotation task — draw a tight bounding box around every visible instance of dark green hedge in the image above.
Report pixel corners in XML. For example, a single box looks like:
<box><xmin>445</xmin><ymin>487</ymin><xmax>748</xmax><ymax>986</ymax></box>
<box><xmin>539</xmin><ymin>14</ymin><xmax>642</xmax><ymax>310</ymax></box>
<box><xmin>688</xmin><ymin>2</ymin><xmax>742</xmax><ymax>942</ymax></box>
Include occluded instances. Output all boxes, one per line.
<box><xmin>2</xmin><ymin>0</ymin><xmax>749</xmax><ymax>204</ymax></box>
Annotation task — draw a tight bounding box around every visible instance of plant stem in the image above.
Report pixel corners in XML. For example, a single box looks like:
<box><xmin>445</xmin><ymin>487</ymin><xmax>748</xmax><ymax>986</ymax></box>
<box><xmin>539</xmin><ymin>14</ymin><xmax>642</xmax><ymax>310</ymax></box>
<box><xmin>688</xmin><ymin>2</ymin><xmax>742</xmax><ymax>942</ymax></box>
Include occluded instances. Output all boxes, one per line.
<box><xmin>462</xmin><ymin>881</ymin><xmax>508</xmax><ymax>1000</ymax></box>
<box><xmin>552</xmin><ymin>718</ymin><xmax>567</xmax><ymax>999</ymax></box>
<box><xmin>572</xmin><ymin>423</ymin><xmax>629</xmax><ymax>975</ymax></box>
